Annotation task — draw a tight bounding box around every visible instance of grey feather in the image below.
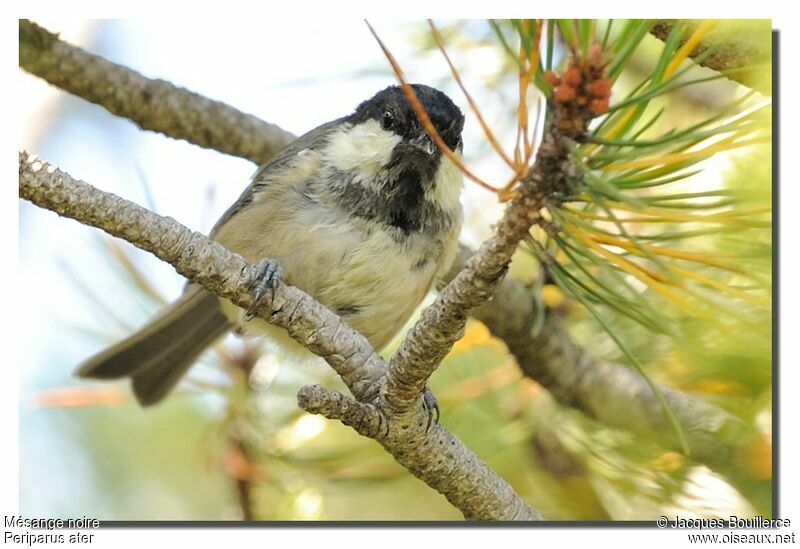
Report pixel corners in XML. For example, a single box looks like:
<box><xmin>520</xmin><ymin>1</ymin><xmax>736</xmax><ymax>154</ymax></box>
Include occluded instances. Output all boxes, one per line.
<box><xmin>212</xmin><ymin>118</ymin><xmax>345</xmax><ymax>233</ymax></box>
<box><xmin>76</xmin><ymin>285</ymin><xmax>231</xmax><ymax>406</ymax></box>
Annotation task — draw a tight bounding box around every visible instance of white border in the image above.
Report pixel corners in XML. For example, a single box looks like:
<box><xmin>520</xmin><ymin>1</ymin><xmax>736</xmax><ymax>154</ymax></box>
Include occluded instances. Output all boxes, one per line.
<box><xmin>5</xmin><ymin>3</ymin><xmax>796</xmax><ymax>547</ymax></box>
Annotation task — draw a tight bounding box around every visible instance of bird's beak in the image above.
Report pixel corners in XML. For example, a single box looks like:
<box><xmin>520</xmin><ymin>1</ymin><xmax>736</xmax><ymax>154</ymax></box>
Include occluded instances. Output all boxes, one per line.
<box><xmin>410</xmin><ymin>133</ymin><xmax>438</xmax><ymax>157</ymax></box>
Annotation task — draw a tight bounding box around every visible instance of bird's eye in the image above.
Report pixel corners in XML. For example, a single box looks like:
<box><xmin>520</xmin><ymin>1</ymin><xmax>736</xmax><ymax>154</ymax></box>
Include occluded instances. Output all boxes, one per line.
<box><xmin>381</xmin><ymin>111</ymin><xmax>395</xmax><ymax>130</ymax></box>
<box><xmin>454</xmin><ymin>136</ymin><xmax>463</xmax><ymax>149</ymax></box>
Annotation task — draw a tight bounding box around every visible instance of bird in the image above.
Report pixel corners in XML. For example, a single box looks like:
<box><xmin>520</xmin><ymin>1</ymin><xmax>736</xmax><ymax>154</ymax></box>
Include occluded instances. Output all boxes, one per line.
<box><xmin>76</xmin><ymin>84</ymin><xmax>466</xmax><ymax>407</ymax></box>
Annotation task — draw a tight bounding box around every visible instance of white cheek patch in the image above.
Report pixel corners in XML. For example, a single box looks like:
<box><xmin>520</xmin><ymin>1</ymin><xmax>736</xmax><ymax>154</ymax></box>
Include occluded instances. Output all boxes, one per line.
<box><xmin>325</xmin><ymin>119</ymin><xmax>401</xmax><ymax>179</ymax></box>
<box><xmin>429</xmin><ymin>153</ymin><xmax>464</xmax><ymax>213</ymax></box>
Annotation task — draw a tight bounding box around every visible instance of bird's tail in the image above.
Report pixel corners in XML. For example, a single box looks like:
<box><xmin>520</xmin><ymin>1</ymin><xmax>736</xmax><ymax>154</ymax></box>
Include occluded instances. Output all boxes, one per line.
<box><xmin>76</xmin><ymin>285</ymin><xmax>231</xmax><ymax>406</ymax></box>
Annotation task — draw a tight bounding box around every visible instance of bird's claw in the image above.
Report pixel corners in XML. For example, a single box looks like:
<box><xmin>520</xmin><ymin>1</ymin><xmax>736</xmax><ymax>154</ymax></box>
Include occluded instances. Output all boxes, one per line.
<box><xmin>422</xmin><ymin>387</ymin><xmax>439</xmax><ymax>432</ymax></box>
<box><xmin>244</xmin><ymin>258</ymin><xmax>283</xmax><ymax>321</ymax></box>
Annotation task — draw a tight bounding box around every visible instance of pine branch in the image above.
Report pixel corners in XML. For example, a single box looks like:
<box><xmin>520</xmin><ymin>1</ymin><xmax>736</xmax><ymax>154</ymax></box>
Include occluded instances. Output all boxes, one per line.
<box><xmin>19</xmin><ymin>151</ymin><xmax>541</xmax><ymax>521</ymax></box>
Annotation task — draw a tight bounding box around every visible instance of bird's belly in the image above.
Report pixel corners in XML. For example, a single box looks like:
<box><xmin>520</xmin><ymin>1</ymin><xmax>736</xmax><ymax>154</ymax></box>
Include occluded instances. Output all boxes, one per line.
<box><xmin>317</xmin><ymin>237</ymin><xmax>438</xmax><ymax>349</ymax></box>
<box><xmin>214</xmin><ymin>205</ymin><xmax>440</xmax><ymax>354</ymax></box>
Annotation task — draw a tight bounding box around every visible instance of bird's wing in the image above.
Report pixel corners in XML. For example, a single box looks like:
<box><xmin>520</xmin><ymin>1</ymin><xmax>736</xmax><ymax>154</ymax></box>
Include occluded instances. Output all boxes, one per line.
<box><xmin>210</xmin><ymin>117</ymin><xmax>346</xmax><ymax>235</ymax></box>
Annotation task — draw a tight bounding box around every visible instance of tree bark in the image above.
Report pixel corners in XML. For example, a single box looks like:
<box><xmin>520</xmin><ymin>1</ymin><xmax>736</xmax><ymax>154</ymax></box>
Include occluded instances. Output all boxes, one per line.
<box><xmin>19</xmin><ymin>19</ymin><xmax>294</xmax><ymax>165</ymax></box>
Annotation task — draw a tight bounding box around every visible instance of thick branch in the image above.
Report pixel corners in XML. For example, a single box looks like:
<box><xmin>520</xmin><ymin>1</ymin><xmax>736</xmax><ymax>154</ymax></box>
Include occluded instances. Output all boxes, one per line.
<box><xmin>462</xmin><ymin>251</ymin><xmax>751</xmax><ymax>468</ymax></box>
<box><xmin>19</xmin><ymin>151</ymin><xmax>541</xmax><ymax>521</ymax></box>
<box><xmin>19</xmin><ymin>154</ymin><xmax>386</xmax><ymax>399</ymax></box>
<box><xmin>19</xmin><ymin>19</ymin><xmax>295</xmax><ymax>165</ymax></box>
<box><xmin>384</xmin><ymin>195</ymin><xmax>533</xmax><ymax>413</ymax></box>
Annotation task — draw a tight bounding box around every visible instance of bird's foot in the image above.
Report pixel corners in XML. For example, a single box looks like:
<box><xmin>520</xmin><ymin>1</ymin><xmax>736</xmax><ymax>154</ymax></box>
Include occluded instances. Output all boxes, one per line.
<box><xmin>244</xmin><ymin>258</ymin><xmax>284</xmax><ymax>321</ymax></box>
<box><xmin>422</xmin><ymin>386</ymin><xmax>440</xmax><ymax>432</ymax></box>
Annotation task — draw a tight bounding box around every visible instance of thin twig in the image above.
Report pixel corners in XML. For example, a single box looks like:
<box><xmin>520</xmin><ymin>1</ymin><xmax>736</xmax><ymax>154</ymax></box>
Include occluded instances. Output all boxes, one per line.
<box><xmin>365</xmin><ymin>20</ymin><xmax>499</xmax><ymax>194</ymax></box>
<box><xmin>428</xmin><ymin>20</ymin><xmax>516</xmax><ymax>170</ymax></box>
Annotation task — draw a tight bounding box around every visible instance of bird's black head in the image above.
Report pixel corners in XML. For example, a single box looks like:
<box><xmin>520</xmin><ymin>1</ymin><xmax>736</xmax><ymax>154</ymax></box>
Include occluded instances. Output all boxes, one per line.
<box><xmin>322</xmin><ymin>84</ymin><xmax>464</xmax><ymax>237</ymax></box>
<box><xmin>349</xmin><ymin>84</ymin><xmax>465</xmax><ymax>155</ymax></box>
